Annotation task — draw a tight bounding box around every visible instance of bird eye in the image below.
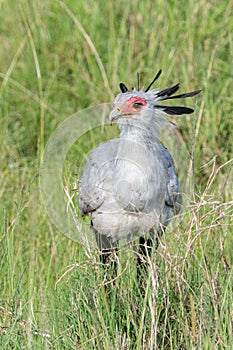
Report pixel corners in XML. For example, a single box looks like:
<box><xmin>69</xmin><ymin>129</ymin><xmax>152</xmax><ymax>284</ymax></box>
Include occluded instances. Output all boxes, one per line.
<box><xmin>132</xmin><ymin>102</ymin><xmax>143</xmax><ymax>109</ymax></box>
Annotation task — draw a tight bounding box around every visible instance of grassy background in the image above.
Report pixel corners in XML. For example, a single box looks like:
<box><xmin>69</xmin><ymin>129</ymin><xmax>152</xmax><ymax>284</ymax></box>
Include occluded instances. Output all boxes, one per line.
<box><xmin>0</xmin><ymin>0</ymin><xmax>232</xmax><ymax>348</ymax></box>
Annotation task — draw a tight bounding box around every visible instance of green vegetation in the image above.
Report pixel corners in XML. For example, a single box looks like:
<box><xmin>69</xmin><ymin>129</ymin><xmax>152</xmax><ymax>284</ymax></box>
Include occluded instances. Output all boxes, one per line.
<box><xmin>0</xmin><ymin>0</ymin><xmax>232</xmax><ymax>348</ymax></box>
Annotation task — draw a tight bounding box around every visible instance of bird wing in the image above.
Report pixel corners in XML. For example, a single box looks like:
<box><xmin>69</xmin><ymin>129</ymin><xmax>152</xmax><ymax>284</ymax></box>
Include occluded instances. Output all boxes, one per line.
<box><xmin>78</xmin><ymin>140</ymin><xmax>118</xmax><ymax>216</ymax></box>
<box><xmin>160</xmin><ymin>144</ymin><xmax>182</xmax><ymax>215</ymax></box>
<box><xmin>79</xmin><ymin>138</ymin><xmax>182</xmax><ymax>222</ymax></box>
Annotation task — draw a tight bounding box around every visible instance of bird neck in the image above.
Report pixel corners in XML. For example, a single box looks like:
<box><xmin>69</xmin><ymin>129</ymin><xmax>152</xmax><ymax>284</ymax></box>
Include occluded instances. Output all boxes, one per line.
<box><xmin>117</xmin><ymin>109</ymin><xmax>175</xmax><ymax>144</ymax></box>
<box><xmin>118</xmin><ymin>120</ymin><xmax>160</xmax><ymax>144</ymax></box>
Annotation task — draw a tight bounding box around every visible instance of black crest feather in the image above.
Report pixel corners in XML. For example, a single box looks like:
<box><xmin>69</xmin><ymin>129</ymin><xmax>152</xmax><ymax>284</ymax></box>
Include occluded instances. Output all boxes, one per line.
<box><xmin>155</xmin><ymin>84</ymin><xmax>201</xmax><ymax>115</ymax></box>
<box><xmin>119</xmin><ymin>82</ymin><xmax>128</xmax><ymax>93</ymax></box>
<box><xmin>118</xmin><ymin>70</ymin><xmax>201</xmax><ymax>115</ymax></box>
<box><xmin>159</xmin><ymin>89</ymin><xmax>202</xmax><ymax>101</ymax></box>
<box><xmin>145</xmin><ymin>69</ymin><xmax>162</xmax><ymax>92</ymax></box>
<box><xmin>157</xmin><ymin>83</ymin><xmax>180</xmax><ymax>97</ymax></box>
<box><xmin>155</xmin><ymin>105</ymin><xmax>195</xmax><ymax>115</ymax></box>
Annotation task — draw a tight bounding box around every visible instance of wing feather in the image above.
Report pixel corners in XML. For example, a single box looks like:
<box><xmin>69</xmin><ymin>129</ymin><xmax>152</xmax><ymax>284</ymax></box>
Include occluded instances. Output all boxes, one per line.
<box><xmin>160</xmin><ymin>145</ymin><xmax>182</xmax><ymax>215</ymax></box>
<box><xmin>78</xmin><ymin>140</ymin><xmax>118</xmax><ymax>216</ymax></box>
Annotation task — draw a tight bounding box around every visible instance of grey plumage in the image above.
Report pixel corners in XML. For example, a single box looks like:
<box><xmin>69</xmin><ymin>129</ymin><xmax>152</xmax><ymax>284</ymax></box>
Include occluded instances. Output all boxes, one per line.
<box><xmin>78</xmin><ymin>71</ymin><xmax>200</xmax><ymax>251</ymax></box>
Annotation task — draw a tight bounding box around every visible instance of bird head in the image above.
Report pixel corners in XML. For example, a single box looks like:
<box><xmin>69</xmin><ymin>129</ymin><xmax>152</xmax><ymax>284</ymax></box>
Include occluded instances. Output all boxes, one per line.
<box><xmin>110</xmin><ymin>70</ymin><xmax>201</xmax><ymax>126</ymax></box>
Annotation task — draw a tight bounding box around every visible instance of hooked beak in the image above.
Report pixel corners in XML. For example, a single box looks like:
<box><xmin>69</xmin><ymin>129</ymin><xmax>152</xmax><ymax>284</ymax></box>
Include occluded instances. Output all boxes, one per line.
<box><xmin>109</xmin><ymin>108</ymin><xmax>133</xmax><ymax>124</ymax></box>
<box><xmin>109</xmin><ymin>109</ymin><xmax>121</xmax><ymax>123</ymax></box>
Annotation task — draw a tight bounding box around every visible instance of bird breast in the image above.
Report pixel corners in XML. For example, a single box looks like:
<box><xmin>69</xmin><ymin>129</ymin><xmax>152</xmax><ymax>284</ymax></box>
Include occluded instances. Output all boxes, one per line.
<box><xmin>79</xmin><ymin>129</ymin><xmax>172</xmax><ymax>242</ymax></box>
<box><xmin>111</xmin><ymin>139</ymin><xmax>166</xmax><ymax>212</ymax></box>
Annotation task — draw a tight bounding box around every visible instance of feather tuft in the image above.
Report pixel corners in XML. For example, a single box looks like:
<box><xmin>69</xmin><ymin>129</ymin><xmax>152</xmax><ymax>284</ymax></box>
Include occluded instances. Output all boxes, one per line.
<box><xmin>145</xmin><ymin>69</ymin><xmax>162</xmax><ymax>92</ymax></box>
<box><xmin>119</xmin><ymin>83</ymin><xmax>128</xmax><ymax>93</ymax></box>
<box><xmin>159</xmin><ymin>89</ymin><xmax>202</xmax><ymax>101</ymax></box>
<box><xmin>155</xmin><ymin>105</ymin><xmax>195</xmax><ymax>115</ymax></box>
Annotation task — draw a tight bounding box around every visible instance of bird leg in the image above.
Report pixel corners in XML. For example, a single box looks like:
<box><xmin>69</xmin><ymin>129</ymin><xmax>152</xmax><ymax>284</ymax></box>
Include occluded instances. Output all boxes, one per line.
<box><xmin>95</xmin><ymin>233</ymin><xmax>115</xmax><ymax>264</ymax></box>
<box><xmin>137</xmin><ymin>236</ymin><xmax>154</xmax><ymax>266</ymax></box>
<box><xmin>91</xmin><ymin>221</ymin><xmax>118</xmax><ymax>267</ymax></box>
<box><xmin>136</xmin><ymin>235</ymin><xmax>160</xmax><ymax>285</ymax></box>
<box><xmin>95</xmin><ymin>232</ymin><xmax>119</xmax><ymax>291</ymax></box>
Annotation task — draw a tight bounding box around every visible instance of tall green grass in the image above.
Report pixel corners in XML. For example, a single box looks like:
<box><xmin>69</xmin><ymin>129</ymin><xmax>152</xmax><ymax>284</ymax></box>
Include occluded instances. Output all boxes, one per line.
<box><xmin>0</xmin><ymin>0</ymin><xmax>232</xmax><ymax>348</ymax></box>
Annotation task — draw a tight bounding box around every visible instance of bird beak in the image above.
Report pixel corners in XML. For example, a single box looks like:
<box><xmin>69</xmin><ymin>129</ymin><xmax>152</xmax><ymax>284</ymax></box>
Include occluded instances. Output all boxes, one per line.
<box><xmin>109</xmin><ymin>108</ymin><xmax>133</xmax><ymax>125</ymax></box>
<box><xmin>109</xmin><ymin>109</ymin><xmax>121</xmax><ymax>124</ymax></box>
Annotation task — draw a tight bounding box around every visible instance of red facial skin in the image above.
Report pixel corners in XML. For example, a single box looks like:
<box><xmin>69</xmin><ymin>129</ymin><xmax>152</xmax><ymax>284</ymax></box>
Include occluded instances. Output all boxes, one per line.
<box><xmin>119</xmin><ymin>96</ymin><xmax>147</xmax><ymax>115</ymax></box>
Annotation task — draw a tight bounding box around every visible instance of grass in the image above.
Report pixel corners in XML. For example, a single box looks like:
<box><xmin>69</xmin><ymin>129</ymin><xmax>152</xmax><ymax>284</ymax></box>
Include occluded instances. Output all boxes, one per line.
<box><xmin>0</xmin><ymin>0</ymin><xmax>232</xmax><ymax>348</ymax></box>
